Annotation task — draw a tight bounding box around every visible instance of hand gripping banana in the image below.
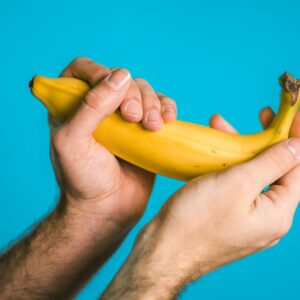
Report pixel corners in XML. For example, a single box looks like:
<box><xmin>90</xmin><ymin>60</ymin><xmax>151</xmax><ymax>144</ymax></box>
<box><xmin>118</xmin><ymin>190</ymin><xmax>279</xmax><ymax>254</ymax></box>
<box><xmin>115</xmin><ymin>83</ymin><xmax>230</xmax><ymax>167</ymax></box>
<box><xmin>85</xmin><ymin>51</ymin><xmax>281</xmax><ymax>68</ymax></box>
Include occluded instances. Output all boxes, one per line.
<box><xmin>29</xmin><ymin>73</ymin><xmax>300</xmax><ymax>181</ymax></box>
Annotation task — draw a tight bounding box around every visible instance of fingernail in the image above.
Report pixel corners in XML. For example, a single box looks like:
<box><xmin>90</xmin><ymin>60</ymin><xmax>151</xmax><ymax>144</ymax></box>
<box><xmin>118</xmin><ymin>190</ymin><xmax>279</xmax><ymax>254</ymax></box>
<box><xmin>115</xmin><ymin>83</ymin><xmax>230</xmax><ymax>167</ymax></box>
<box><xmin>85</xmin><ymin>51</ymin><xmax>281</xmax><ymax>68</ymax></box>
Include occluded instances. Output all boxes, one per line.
<box><xmin>105</xmin><ymin>68</ymin><xmax>131</xmax><ymax>91</ymax></box>
<box><xmin>162</xmin><ymin>104</ymin><xmax>175</xmax><ymax>114</ymax></box>
<box><xmin>287</xmin><ymin>138</ymin><xmax>300</xmax><ymax>160</ymax></box>
<box><xmin>146</xmin><ymin>111</ymin><xmax>160</xmax><ymax>123</ymax></box>
<box><xmin>124</xmin><ymin>100</ymin><xmax>142</xmax><ymax>116</ymax></box>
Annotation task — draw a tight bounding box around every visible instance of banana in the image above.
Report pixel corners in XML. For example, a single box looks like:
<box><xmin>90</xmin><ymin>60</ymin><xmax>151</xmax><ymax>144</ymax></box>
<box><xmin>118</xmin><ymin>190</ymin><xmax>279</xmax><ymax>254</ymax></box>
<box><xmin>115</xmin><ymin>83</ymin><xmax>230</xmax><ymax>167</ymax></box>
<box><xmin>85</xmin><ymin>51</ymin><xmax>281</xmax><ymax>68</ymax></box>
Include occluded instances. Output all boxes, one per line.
<box><xmin>29</xmin><ymin>73</ymin><xmax>300</xmax><ymax>181</ymax></box>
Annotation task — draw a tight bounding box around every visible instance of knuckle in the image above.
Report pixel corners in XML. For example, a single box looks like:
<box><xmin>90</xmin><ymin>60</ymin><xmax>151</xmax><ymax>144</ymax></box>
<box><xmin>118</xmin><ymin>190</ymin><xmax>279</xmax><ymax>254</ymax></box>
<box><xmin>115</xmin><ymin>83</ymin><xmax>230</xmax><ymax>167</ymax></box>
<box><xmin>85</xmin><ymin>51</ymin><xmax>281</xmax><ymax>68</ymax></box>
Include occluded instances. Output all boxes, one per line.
<box><xmin>145</xmin><ymin>105</ymin><xmax>161</xmax><ymax>114</ymax></box>
<box><xmin>118</xmin><ymin>67</ymin><xmax>130</xmax><ymax>75</ymax></box>
<box><xmin>145</xmin><ymin>94</ymin><xmax>160</xmax><ymax>103</ymax></box>
<box><xmin>135</xmin><ymin>77</ymin><xmax>148</xmax><ymax>85</ymax></box>
<box><xmin>72</xmin><ymin>56</ymin><xmax>91</xmax><ymax>65</ymax></box>
<box><xmin>90</xmin><ymin>67</ymin><xmax>110</xmax><ymax>85</ymax></box>
<box><xmin>166</xmin><ymin>97</ymin><xmax>176</xmax><ymax>104</ymax></box>
<box><xmin>162</xmin><ymin>97</ymin><xmax>176</xmax><ymax>107</ymax></box>
<box><xmin>128</xmin><ymin>79</ymin><xmax>140</xmax><ymax>92</ymax></box>
<box><xmin>83</xmin><ymin>90</ymin><xmax>103</xmax><ymax>112</ymax></box>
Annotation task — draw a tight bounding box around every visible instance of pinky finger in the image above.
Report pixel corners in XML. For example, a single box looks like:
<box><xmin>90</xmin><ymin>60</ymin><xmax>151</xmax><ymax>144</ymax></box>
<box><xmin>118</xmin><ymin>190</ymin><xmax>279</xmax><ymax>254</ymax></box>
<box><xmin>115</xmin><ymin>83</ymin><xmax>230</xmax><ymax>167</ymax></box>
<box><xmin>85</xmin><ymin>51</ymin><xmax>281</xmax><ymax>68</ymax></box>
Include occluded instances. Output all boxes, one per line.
<box><xmin>157</xmin><ymin>93</ymin><xmax>177</xmax><ymax>122</ymax></box>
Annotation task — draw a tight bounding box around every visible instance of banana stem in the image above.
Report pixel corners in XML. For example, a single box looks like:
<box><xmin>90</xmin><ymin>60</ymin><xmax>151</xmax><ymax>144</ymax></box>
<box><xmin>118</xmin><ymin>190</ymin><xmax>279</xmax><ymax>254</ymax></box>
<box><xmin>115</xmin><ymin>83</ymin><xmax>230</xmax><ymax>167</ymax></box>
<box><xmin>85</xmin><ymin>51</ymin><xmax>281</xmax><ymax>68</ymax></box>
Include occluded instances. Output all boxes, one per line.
<box><xmin>29</xmin><ymin>77</ymin><xmax>35</xmax><ymax>89</ymax></box>
<box><xmin>269</xmin><ymin>73</ymin><xmax>300</xmax><ymax>141</ymax></box>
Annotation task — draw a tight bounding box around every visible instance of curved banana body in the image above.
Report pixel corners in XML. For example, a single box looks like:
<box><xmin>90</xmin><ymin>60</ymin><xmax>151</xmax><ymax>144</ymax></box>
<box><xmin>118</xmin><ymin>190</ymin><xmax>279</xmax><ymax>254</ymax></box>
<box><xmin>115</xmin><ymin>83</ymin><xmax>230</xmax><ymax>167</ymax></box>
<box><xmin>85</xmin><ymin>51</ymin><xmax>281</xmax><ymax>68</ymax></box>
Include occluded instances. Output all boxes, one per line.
<box><xmin>30</xmin><ymin>74</ymin><xmax>300</xmax><ymax>181</ymax></box>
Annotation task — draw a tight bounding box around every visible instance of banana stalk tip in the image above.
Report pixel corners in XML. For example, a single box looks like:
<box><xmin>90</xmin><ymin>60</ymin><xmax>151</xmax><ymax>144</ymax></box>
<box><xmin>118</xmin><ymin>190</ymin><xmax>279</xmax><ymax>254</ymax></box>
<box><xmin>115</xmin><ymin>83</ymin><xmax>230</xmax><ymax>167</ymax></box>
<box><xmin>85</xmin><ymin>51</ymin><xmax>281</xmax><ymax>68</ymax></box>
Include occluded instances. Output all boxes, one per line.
<box><xmin>29</xmin><ymin>76</ymin><xmax>35</xmax><ymax>90</ymax></box>
<box><xmin>279</xmin><ymin>72</ymin><xmax>300</xmax><ymax>106</ymax></box>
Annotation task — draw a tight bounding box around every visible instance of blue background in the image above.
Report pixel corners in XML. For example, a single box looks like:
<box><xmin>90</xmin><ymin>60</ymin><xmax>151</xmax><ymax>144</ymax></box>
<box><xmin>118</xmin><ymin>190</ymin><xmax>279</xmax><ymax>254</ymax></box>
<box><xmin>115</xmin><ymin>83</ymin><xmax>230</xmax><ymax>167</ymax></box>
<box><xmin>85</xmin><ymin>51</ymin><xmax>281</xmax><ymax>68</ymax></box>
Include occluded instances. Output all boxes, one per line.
<box><xmin>1</xmin><ymin>0</ymin><xmax>300</xmax><ymax>299</ymax></box>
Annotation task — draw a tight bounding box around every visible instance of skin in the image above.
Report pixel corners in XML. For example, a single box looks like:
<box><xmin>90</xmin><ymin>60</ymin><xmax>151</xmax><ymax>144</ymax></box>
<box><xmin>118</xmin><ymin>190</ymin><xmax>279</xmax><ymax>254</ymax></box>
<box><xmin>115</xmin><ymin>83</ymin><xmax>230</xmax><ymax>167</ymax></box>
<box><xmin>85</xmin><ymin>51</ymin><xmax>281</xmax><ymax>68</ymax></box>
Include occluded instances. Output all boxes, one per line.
<box><xmin>51</xmin><ymin>57</ymin><xmax>177</xmax><ymax>225</ymax></box>
<box><xmin>1</xmin><ymin>56</ymin><xmax>299</xmax><ymax>299</ymax></box>
<box><xmin>101</xmin><ymin>109</ymin><xmax>300</xmax><ymax>300</ymax></box>
<box><xmin>0</xmin><ymin>57</ymin><xmax>178</xmax><ymax>299</ymax></box>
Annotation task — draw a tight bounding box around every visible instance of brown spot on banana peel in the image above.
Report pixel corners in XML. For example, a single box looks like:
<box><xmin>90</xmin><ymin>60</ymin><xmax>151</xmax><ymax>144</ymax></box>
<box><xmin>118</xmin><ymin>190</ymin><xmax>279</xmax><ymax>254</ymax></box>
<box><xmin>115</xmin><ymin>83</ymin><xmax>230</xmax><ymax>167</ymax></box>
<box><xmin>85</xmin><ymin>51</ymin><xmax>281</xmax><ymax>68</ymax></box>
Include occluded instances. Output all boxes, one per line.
<box><xmin>279</xmin><ymin>72</ymin><xmax>300</xmax><ymax>106</ymax></box>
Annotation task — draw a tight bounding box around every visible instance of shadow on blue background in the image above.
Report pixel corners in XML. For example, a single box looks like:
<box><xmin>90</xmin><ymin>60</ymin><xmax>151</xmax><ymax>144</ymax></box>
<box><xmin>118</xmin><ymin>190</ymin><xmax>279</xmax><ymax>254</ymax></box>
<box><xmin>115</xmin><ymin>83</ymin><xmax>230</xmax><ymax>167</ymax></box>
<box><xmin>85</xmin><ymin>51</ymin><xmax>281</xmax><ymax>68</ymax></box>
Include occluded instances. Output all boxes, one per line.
<box><xmin>1</xmin><ymin>0</ymin><xmax>300</xmax><ymax>299</ymax></box>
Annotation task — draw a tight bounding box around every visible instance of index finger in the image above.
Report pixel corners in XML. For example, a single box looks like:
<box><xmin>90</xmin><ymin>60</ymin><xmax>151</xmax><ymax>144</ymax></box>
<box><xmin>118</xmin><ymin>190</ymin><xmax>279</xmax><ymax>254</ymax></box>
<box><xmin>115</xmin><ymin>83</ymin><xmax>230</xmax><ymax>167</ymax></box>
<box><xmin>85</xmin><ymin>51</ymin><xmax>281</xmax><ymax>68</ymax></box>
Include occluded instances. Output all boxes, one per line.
<box><xmin>59</xmin><ymin>57</ymin><xmax>111</xmax><ymax>86</ymax></box>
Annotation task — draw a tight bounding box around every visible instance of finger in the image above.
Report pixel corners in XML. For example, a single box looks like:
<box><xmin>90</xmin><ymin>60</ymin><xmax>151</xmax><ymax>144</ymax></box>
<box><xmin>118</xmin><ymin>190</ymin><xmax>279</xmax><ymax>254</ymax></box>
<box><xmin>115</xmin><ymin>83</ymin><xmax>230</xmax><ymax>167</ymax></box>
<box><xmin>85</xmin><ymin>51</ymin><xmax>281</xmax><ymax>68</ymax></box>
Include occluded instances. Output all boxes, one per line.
<box><xmin>257</xmin><ymin>164</ymin><xmax>300</xmax><ymax>242</ymax></box>
<box><xmin>62</xmin><ymin>68</ymin><xmax>131</xmax><ymax>139</ymax></box>
<box><xmin>264</xmin><ymin>164</ymin><xmax>300</xmax><ymax>210</ymax></box>
<box><xmin>239</xmin><ymin>138</ymin><xmax>300</xmax><ymax>193</ymax></box>
<box><xmin>157</xmin><ymin>93</ymin><xmax>177</xmax><ymax>122</ymax></box>
<box><xmin>290</xmin><ymin>111</ymin><xmax>300</xmax><ymax>137</ymax></box>
<box><xmin>119</xmin><ymin>79</ymin><xmax>143</xmax><ymax>122</ymax></box>
<box><xmin>259</xmin><ymin>107</ymin><xmax>275</xmax><ymax>129</ymax></box>
<box><xmin>259</xmin><ymin>107</ymin><xmax>300</xmax><ymax>137</ymax></box>
<box><xmin>209</xmin><ymin>114</ymin><xmax>238</xmax><ymax>134</ymax></box>
<box><xmin>136</xmin><ymin>78</ymin><xmax>162</xmax><ymax>131</ymax></box>
<box><xmin>60</xmin><ymin>57</ymin><xmax>111</xmax><ymax>86</ymax></box>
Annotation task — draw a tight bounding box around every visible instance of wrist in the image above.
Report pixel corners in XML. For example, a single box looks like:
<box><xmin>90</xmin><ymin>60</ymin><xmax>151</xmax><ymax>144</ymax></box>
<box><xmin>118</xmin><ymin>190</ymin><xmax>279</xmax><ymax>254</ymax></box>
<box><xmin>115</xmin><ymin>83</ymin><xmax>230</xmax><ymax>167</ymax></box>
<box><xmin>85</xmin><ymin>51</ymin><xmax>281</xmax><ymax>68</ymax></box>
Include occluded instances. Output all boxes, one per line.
<box><xmin>102</xmin><ymin>219</ymin><xmax>195</xmax><ymax>300</ymax></box>
<box><xmin>58</xmin><ymin>193</ymin><xmax>131</xmax><ymax>252</ymax></box>
<box><xmin>132</xmin><ymin>219</ymin><xmax>193</xmax><ymax>296</ymax></box>
<box><xmin>129</xmin><ymin>216</ymin><xmax>215</xmax><ymax>296</ymax></box>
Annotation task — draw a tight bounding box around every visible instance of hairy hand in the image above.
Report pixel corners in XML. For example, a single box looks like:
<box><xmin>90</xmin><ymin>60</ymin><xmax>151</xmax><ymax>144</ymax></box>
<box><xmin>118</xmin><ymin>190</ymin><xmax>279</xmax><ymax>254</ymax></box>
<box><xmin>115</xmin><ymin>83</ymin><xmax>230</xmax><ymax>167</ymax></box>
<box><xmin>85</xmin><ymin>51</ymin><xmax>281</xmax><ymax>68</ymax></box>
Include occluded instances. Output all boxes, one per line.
<box><xmin>49</xmin><ymin>57</ymin><xmax>177</xmax><ymax>229</ymax></box>
<box><xmin>142</xmin><ymin>108</ymin><xmax>300</xmax><ymax>293</ymax></box>
<box><xmin>101</xmin><ymin>108</ymin><xmax>300</xmax><ymax>300</ymax></box>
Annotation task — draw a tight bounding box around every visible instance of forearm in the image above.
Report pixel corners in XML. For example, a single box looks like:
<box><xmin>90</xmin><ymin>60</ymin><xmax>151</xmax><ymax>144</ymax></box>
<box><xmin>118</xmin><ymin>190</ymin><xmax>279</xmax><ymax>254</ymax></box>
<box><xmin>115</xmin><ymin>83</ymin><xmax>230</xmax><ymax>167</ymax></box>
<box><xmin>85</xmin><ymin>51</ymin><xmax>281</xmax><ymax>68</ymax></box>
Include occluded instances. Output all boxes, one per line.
<box><xmin>0</xmin><ymin>196</ymin><xmax>128</xmax><ymax>300</ymax></box>
<box><xmin>100</xmin><ymin>220</ymin><xmax>196</xmax><ymax>300</ymax></box>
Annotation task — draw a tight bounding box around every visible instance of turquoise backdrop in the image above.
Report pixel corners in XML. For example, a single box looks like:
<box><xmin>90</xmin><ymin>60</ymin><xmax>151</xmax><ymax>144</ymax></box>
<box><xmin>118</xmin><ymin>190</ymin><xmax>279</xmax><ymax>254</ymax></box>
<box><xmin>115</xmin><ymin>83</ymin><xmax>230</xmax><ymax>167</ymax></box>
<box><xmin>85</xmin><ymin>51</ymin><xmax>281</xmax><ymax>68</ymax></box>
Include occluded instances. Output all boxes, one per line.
<box><xmin>1</xmin><ymin>0</ymin><xmax>300</xmax><ymax>299</ymax></box>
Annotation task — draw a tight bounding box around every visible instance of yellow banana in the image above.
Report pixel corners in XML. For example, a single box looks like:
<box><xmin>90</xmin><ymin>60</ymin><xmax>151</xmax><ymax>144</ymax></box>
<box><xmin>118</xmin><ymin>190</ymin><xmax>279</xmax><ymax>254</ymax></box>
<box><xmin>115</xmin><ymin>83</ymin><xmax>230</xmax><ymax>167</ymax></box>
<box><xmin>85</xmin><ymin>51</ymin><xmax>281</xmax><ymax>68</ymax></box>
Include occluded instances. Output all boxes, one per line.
<box><xmin>29</xmin><ymin>73</ymin><xmax>300</xmax><ymax>181</ymax></box>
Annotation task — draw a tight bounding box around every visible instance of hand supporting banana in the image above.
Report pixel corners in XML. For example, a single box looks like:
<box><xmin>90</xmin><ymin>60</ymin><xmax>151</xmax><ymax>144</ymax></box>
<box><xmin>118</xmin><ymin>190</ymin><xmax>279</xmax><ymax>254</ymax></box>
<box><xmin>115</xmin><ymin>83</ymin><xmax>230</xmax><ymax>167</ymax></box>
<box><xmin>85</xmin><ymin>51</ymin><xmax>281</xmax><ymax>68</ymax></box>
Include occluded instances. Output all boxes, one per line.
<box><xmin>30</xmin><ymin>73</ymin><xmax>300</xmax><ymax>181</ymax></box>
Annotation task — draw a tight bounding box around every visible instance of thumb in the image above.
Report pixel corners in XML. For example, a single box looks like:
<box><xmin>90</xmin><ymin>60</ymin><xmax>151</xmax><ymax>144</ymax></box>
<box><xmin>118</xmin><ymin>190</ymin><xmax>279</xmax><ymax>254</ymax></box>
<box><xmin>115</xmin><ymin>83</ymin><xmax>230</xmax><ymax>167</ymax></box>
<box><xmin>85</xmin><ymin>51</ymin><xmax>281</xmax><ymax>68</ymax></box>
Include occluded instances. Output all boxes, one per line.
<box><xmin>240</xmin><ymin>138</ymin><xmax>300</xmax><ymax>193</ymax></box>
<box><xmin>63</xmin><ymin>68</ymin><xmax>131</xmax><ymax>139</ymax></box>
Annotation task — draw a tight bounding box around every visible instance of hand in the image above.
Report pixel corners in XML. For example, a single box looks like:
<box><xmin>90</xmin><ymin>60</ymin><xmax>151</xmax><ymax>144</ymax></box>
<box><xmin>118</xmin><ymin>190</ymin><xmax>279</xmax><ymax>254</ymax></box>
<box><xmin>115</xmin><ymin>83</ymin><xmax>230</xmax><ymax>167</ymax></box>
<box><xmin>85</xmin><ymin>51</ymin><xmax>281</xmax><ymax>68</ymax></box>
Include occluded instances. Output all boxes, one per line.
<box><xmin>0</xmin><ymin>58</ymin><xmax>179</xmax><ymax>300</ymax></box>
<box><xmin>49</xmin><ymin>57</ymin><xmax>177</xmax><ymax>231</ymax></box>
<box><xmin>101</xmin><ymin>108</ymin><xmax>300</xmax><ymax>300</ymax></box>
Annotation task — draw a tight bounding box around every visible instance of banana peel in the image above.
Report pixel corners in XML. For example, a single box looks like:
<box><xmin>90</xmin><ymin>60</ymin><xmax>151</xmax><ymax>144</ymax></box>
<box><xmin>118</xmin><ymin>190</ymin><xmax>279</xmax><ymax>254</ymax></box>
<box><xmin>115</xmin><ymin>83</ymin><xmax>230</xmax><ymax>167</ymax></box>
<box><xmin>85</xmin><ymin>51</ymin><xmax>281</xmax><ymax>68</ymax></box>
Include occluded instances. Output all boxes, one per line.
<box><xmin>29</xmin><ymin>73</ymin><xmax>300</xmax><ymax>181</ymax></box>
